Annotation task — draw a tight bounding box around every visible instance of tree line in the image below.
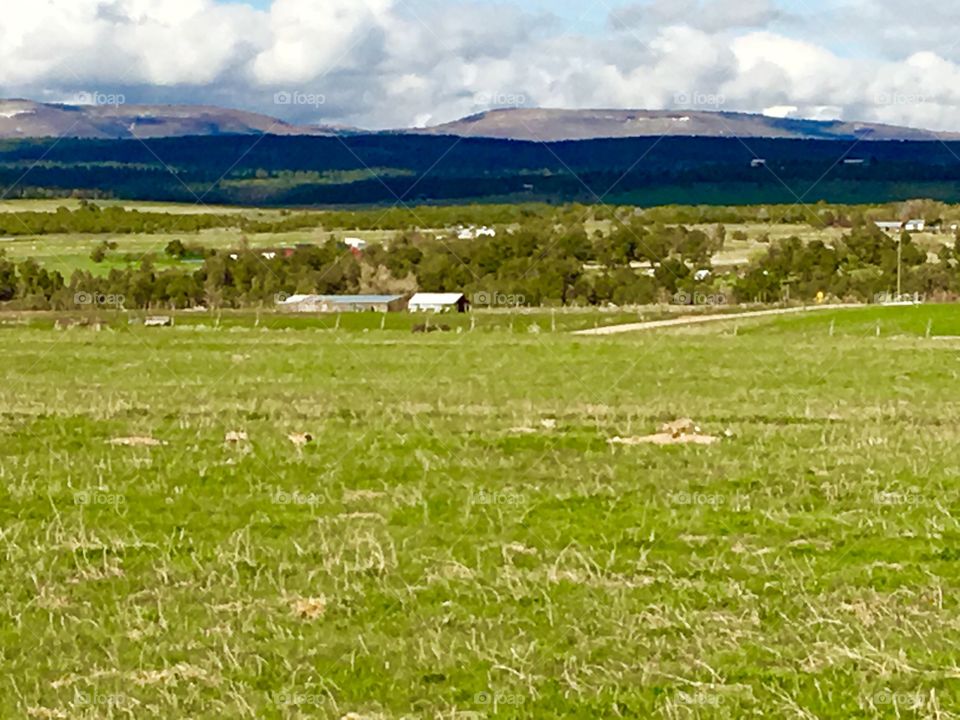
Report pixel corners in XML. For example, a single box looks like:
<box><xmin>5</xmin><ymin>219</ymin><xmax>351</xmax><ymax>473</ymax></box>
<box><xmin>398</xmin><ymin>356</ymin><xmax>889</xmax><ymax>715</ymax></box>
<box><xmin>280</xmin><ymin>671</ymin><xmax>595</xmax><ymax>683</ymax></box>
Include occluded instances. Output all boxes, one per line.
<box><xmin>3</xmin><ymin>199</ymin><xmax>960</xmax><ymax>237</ymax></box>
<box><xmin>3</xmin><ymin>215</ymin><xmax>958</xmax><ymax>310</ymax></box>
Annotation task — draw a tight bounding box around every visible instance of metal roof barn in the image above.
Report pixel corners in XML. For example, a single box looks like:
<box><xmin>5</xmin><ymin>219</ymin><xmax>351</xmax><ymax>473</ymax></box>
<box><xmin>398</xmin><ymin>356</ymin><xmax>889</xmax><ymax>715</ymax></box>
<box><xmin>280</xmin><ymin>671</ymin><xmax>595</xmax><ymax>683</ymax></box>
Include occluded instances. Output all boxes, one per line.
<box><xmin>279</xmin><ymin>295</ymin><xmax>408</xmax><ymax>313</ymax></box>
<box><xmin>408</xmin><ymin>293</ymin><xmax>469</xmax><ymax>313</ymax></box>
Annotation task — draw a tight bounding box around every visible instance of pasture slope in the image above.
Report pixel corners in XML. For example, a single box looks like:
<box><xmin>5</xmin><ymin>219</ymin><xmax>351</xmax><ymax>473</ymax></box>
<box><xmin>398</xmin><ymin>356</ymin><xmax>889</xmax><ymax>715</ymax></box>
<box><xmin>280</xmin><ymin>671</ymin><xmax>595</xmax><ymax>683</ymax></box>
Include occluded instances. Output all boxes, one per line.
<box><xmin>1</xmin><ymin>304</ymin><xmax>960</xmax><ymax>718</ymax></box>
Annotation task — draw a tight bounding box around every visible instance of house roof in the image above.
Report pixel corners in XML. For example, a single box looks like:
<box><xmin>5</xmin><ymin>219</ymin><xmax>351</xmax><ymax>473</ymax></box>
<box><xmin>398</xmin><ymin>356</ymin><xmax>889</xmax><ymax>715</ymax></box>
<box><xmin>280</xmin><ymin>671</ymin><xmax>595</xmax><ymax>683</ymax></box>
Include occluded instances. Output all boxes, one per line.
<box><xmin>409</xmin><ymin>293</ymin><xmax>466</xmax><ymax>305</ymax></box>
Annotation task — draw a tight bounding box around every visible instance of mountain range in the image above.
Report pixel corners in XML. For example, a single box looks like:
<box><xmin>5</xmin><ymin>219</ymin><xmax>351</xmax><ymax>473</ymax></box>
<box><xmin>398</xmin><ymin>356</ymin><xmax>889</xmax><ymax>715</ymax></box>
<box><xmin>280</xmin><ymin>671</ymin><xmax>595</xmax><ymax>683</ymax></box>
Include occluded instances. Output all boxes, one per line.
<box><xmin>2</xmin><ymin>99</ymin><xmax>959</xmax><ymax>142</ymax></box>
<box><xmin>412</xmin><ymin>108</ymin><xmax>960</xmax><ymax>142</ymax></box>
<box><xmin>0</xmin><ymin>99</ymin><xmax>333</xmax><ymax>140</ymax></box>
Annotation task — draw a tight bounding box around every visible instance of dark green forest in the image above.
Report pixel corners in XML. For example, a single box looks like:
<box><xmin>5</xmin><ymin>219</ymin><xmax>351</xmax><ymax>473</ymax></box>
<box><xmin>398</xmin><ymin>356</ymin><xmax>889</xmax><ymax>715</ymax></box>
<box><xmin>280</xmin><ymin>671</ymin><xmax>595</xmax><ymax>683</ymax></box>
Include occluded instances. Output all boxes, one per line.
<box><xmin>5</xmin><ymin>133</ymin><xmax>960</xmax><ymax>207</ymax></box>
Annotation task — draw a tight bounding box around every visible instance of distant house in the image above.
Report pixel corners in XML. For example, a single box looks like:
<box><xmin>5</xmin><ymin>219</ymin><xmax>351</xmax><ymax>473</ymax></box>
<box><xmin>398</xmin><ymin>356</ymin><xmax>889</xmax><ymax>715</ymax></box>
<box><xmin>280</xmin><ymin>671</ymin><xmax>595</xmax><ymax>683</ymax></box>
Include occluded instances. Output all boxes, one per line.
<box><xmin>408</xmin><ymin>293</ymin><xmax>470</xmax><ymax>313</ymax></box>
<box><xmin>456</xmin><ymin>225</ymin><xmax>496</xmax><ymax>240</ymax></box>
<box><xmin>874</xmin><ymin>221</ymin><xmax>903</xmax><ymax>233</ymax></box>
<box><xmin>875</xmin><ymin>219</ymin><xmax>926</xmax><ymax>233</ymax></box>
<box><xmin>278</xmin><ymin>294</ymin><xmax>408</xmax><ymax>313</ymax></box>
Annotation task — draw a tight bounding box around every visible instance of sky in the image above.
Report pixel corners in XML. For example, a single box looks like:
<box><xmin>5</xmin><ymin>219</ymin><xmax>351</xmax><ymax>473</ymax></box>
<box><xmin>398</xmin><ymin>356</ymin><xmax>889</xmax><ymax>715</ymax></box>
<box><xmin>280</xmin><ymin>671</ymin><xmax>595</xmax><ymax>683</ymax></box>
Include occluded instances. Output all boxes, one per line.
<box><xmin>2</xmin><ymin>0</ymin><xmax>960</xmax><ymax>131</ymax></box>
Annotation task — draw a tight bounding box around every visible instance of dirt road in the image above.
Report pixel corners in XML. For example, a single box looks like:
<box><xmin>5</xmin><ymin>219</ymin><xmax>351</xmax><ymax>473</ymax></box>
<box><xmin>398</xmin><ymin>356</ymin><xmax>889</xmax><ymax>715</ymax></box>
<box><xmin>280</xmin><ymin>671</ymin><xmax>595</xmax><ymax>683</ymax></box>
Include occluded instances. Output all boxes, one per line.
<box><xmin>573</xmin><ymin>305</ymin><xmax>853</xmax><ymax>336</ymax></box>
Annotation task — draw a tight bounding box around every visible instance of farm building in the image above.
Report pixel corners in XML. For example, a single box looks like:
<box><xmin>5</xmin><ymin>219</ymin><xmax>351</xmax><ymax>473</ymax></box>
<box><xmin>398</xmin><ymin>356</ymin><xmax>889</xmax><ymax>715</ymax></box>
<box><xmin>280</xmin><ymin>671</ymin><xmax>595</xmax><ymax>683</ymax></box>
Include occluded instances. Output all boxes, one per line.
<box><xmin>456</xmin><ymin>225</ymin><xmax>496</xmax><ymax>240</ymax></box>
<box><xmin>875</xmin><ymin>219</ymin><xmax>927</xmax><ymax>233</ymax></box>
<box><xmin>874</xmin><ymin>221</ymin><xmax>902</xmax><ymax>233</ymax></box>
<box><xmin>278</xmin><ymin>294</ymin><xmax>408</xmax><ymax>313</ymax></box>
<box><xmin>408</xmin><ymin>293</ymin><xmax>470</xmax><ymax>313</ymax></box>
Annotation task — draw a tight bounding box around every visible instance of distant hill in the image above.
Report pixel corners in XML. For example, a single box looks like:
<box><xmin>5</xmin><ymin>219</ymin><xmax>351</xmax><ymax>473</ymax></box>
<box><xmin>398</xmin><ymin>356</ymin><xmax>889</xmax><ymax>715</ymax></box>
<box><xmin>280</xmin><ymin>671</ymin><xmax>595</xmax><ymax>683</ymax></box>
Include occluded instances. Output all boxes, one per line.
<box><xmin>4</xmin><ymin>101</ymin><xmax>960</xmax><ymax>143</ymax></box>
<box><xmin>0</xmin><ymin>99</ymin><xmax>334</xmax><ymax>140</ymax></box>
<box><xmin>414</xmin><ymin>108</ymin><xmax>960</xmax><ymax>142</ymax></box>
<box><xmin>4</xmin><ymin>132</ymin><xmax>960</xmax><ymax>208</ymax></box>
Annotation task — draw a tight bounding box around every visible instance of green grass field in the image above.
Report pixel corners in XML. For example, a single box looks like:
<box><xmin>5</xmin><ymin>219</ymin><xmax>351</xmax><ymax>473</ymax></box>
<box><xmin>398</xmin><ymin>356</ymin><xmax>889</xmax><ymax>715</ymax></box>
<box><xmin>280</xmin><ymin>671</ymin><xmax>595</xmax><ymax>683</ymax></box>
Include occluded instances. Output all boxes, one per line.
<box><xmin>0</xmin><ymin>228</ymin><xmax>401</xmax><ymax>276</ymax></box>
<box><xmin>3</xmin><ymin>305</ymin><xmax>960</xmax><ymax>718</ymax></box>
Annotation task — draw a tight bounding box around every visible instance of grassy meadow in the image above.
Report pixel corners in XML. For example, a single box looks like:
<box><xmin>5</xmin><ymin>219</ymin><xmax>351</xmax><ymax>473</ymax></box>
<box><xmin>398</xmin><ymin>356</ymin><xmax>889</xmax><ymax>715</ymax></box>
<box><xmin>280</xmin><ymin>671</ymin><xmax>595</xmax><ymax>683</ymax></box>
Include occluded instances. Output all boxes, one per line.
<box><xmin>0</xmin><ymin>228</ymin><xmax>397</xmax><ymax>277</ymax></box>
<box><xmin>2</xmin><ymin>304</ymin><xmax>960</xmax><ymax>718</ymax></box>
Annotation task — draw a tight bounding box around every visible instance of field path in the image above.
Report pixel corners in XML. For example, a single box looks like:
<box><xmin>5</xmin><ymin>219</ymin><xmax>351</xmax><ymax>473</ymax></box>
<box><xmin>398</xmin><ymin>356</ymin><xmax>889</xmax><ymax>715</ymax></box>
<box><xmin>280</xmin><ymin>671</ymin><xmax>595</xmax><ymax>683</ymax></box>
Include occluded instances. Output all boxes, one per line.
<box><xmin>573</xmin><ymin>304</ymin><xmax>854</xmax><ymax>336</ymax></box>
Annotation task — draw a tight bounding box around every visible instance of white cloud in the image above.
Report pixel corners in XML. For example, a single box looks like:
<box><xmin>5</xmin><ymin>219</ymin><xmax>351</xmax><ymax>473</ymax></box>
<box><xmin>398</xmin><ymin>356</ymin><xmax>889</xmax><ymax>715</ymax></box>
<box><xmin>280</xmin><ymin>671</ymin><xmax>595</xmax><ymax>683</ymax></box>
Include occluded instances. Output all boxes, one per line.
<box><xmin>763</xmin><ymin>105</ymin><xmax>798</xmax><ymax>118</ymax></box>
<box><xmin>2</xmin><ymin>0</ymin><xmax>960</xmax><ymax>132</ymax></box>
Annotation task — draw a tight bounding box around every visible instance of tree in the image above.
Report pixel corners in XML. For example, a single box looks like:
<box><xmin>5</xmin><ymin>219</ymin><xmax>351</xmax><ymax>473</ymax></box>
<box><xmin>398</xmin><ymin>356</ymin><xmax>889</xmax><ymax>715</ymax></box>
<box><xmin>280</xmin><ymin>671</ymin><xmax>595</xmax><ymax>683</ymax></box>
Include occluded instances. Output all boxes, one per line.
<box><xmin>0</xmin><ymin>253</ymin><xmax>16</xmax><ymax>301</ymax></box>
<box><xmin>165</xmin><ymin>239</ymin><xmax>187</xmax><ymax>258</ymax></box>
